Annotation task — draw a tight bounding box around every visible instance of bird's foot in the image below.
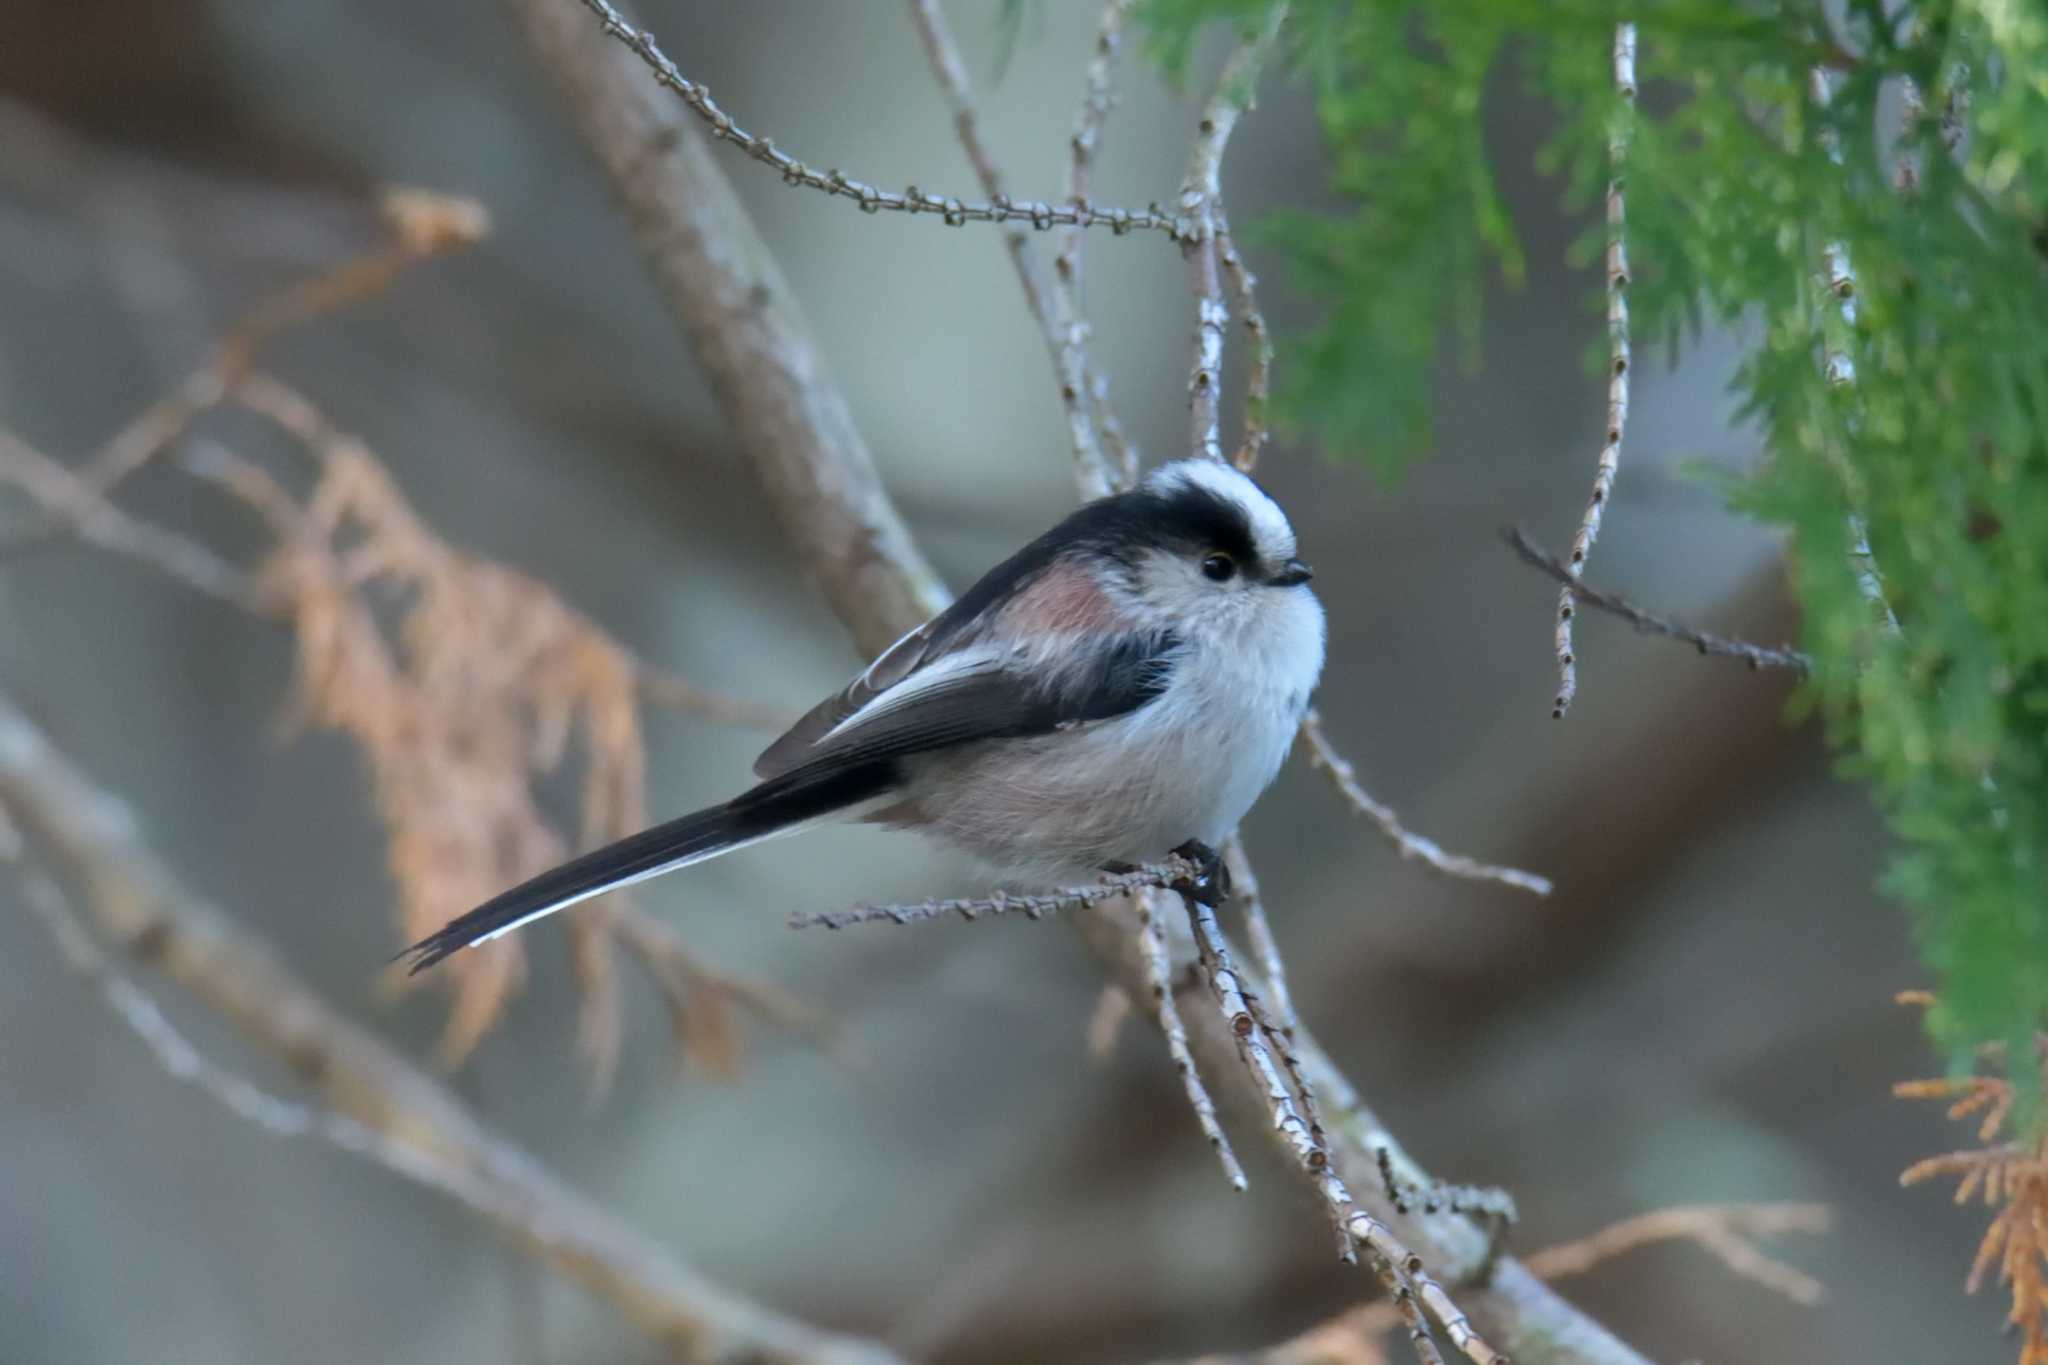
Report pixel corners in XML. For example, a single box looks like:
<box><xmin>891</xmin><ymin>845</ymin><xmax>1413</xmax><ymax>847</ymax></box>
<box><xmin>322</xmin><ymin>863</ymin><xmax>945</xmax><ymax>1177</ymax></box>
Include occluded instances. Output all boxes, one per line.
<box><xmin>1167</xmin><ymin>839</ymin><xmax>1231</xmax><ymax>907</ymax></box>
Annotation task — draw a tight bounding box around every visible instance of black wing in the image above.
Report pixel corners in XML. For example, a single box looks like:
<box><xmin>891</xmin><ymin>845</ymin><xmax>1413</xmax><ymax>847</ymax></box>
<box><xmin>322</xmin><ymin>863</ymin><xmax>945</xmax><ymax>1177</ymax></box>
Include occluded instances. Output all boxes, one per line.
<box><xmin>402</xmin><ymin>631</ymin><xmax>1179</xmax><ymax>972</ymax></box>
<box><xmin>755</xmin><ymin>488</ymin><xmax>1168</xmax><ymax>780</ymax></box>
<box><xmin>777</xmin><ymin>630</ymin><xmax>1180</xmax><ymax>776</ymax></box>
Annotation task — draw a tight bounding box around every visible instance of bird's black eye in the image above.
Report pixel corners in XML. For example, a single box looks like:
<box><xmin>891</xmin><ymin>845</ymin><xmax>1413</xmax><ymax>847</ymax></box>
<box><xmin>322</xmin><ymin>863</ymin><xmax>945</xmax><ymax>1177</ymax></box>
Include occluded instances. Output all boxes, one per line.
<box><xmin>1200</xmin><ymin>552</ymin><xmax>1237</xmax><ymax>582</ymax></box>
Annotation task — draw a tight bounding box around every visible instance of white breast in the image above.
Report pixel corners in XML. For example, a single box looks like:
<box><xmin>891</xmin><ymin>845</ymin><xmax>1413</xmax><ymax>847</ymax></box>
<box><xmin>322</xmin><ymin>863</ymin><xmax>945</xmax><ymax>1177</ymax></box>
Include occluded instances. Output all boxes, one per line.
<box><xmin>905</xmin><ymin>585</ymin><xmax>1325</xmax><ymax>882</ymax></box>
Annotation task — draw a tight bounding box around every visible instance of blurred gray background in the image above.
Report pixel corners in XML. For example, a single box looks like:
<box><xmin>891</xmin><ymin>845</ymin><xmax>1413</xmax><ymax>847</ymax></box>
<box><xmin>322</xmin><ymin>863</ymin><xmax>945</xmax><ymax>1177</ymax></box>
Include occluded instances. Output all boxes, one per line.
<box><xmin>0</xmin><ymin>3</ymin><xmax>1990</xmax><ymax>1362</ymax></box>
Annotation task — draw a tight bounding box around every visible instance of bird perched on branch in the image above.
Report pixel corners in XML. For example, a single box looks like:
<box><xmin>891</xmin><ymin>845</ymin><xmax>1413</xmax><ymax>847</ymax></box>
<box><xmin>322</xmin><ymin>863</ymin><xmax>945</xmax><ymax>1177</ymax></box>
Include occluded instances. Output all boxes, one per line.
<box><xmin>404</xmin><ymin>460</ymin><xmax>1323</xmax><ymax>970</ymax></box>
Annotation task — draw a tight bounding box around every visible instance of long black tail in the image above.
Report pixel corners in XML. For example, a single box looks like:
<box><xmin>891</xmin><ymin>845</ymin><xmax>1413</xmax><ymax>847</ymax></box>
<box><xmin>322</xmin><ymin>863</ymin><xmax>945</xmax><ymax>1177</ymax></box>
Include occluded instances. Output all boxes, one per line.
<box><xmin>400</xmin><ymin>760</ymin><xmax>898</xmax><ymax>973</ymax></box>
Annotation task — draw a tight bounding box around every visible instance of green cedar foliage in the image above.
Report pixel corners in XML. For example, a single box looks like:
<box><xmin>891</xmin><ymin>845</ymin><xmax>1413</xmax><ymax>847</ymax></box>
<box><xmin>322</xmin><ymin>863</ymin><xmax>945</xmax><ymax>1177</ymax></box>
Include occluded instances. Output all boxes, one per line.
<box><xmin>1139</xmin><ymin>1</ymin><xmax>2048</xmax><ymax>1093</ymax></box>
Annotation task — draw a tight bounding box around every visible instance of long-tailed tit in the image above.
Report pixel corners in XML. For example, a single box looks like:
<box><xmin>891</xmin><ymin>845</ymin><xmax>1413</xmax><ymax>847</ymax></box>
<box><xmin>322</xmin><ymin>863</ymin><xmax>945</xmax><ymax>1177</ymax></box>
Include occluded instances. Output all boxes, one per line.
<box><xmin>403</xmin><ymin>460</ymin><xmax>1323</xmax><ymax>971</ymax></box>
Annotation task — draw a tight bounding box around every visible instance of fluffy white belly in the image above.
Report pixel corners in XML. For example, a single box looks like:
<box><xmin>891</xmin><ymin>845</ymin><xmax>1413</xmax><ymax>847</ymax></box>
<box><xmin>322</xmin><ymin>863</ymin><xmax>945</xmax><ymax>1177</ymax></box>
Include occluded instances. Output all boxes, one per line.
<box><xmin>899</xmin><ymin>646</ymin><xmax>1314</xmax><ymax>882</ymax></box>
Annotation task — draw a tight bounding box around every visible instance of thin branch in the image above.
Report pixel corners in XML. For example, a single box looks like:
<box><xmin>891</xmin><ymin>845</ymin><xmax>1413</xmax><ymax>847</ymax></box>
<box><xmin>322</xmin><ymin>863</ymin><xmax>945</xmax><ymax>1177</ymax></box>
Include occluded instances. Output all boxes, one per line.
<box><xmin>1215</xmin><ymin>210</ymin><xmax>1273</xmax><ymax>472</ymax></box>
<box><xmin>0</xmin><ymin>414</ymin><xmax>794</xmax><ymax>732</ymax></box>
<box><xmin>1138</xmin><ymin>891</ymin><xmax>1248</xmax><ymax>1191</ymax></box>
<box><xmin>1213</xmin><ymin>1202</ymin><xmax>1829</xmax><ymax>1362</ymax></box>
<box><xmin>903</xmin><ymin>0</ymin><xmax>1115</xmax><ymax>496</ymax></box>
<box><xmin>0</xmin><ymin>690</ymin><xmax>903</xmax><ymax>1365</ymax></box>
<box><xmin>508</xmin><ymin>0</ymin><xmax>951</xmax><ymax>660</ymax></box>
<box><xmin>0</xmin><ymin>427</ymin><xmax>261</xmax><ymax>609</ymax></box>
<box><xmin>1179</xmin><ymin>9</ymin><xmax>1287</xmax><ymax>465</ymax></box>
<box><xmin>1505</xmin><ymin>526</ymin><xmax>1813</xmax><ymax>675</ymax></box>
<box><xmin>1522</xmin><ymin>1202</ymin><xmax>1831</xmax><ymax>1306</ymax></box>
<box><xmin>1084</xmin><ymin>982</ymin><xmax>1134</xmax><ymax>1061</ymax></box>
<box><xmin>1057</xmin><ymin>0</ymin><xmax>1143</xmax><ymax>488</ymax></box>
<box><xmin>514</xmin><ymin>8</ymin><xmax>1649</xmax><ymax>1356</ymax></box>
<box><xmin>1224</xmin><ymin>835</ymin><xmax>1296</xmax><ymax>1035</ymax></box>
<box><xmin>0</xmin><ymin>189</ymin><xmax>488</xmax><ymax>562</ymax></box>
<box><xmin>1183</xmin><ymin>893</ymin><xmax>1482</xmax><ymax>1365</ymax></box>
<box><xmin>575</xmin><ymin>0</ymin><xmax>1189</xmax><ymax>245</ymax></box>
<box><xmin>787</xmin><ymin>861</ymin><xmax>1194</xmax><ymax>931</ymax></box>
<box><xmin>1807</xmin><ymin>65</ymin><xmax>1902</xmax><ymax>639</ymax></box>
<box><xmin>1299</xmin><ymin>710</ymin><xmax>1554</xmax><ymax>897</ymax></box>
<box><xmin>636</xmin><ymin>667</ymin><xmax>800</xmax><ymax>731</ymax></box>
<box><xmin>1553</xmin><ymin>23</ymin><xmax>1635</xmax><ymax>719</ymax></box>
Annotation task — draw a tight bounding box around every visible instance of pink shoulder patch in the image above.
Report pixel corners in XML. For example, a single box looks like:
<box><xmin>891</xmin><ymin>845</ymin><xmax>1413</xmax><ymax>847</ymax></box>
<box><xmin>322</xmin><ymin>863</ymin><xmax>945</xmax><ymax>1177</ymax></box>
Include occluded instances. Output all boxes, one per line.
<box><xmin>999</xmin><ymin>560</ymin><xmax>1125</xmax><ymax>635</ymax></box>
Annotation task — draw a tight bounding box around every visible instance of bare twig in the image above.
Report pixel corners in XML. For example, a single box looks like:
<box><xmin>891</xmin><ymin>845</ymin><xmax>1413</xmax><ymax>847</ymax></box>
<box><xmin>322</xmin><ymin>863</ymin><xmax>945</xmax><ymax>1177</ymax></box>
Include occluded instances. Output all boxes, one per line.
<box><xmin>515</xmin><ymin>6</ymin><xmax>1648</xmax><ymax>1355</ymax></box>
<box><xmin>904</xmin><ymin>0</ymin><xmax>1115</xmax><ymax>496</ymax></box>
<box><xmin>8</xmin><ymin>379</ymin><xmax>797</xmax><ymax>1075</ymax></box>
<box><xmin>1505</xmin><ymin>526</ymin><xmax>1813</xmax><ymax>675</ymax></box>
<box><xmin>1522</xmin><ymin>1202</ymin><xmax>1831</xmax><ymax>1305</ymax></box>
<box><xmin>1223</xmin><ymin>835</ymin><xmax>1296</xmax><ymax>1033</ymax></box>
<box><xmin>1807</xmin><ymin>65</ymin><xmax>1902</xmax><ymax>639</ymax></box>
<box><xmin>1183</xmin><ymin>893</ymin><xmax>1498</xmax><ymax>1365</ymax></box>
<box><xmin>1179</xmin><ymin>9</ymin><xmax>1287</xmax><ymax>465</ymax></box>
<box><xmin>0</xmin><ymin>427</ymin><xmax>261</xmax><ymax>609</ymax></box>
<box><xmin>788</xmin><ymin>861</ymin><xmax>1194</xmax><ymax>930</ymax></box>
<box><xmin>1218</xmin><ymin>1202</ymin><xmax>1828</xmax><ymax>1363</ymax></box>
<box><xmin>1215</xmin><ymin>210</ymin><xmax>1272</xmax><ymax>471</ymax></box>
<box><xmin>1299</xmin><ymin>710</ymin><xmax>1553</xmax><ymax>896</ymax></box>
<box><xmin>508</xmin><ymin>0</ymin><xmax>950</xmax><ymax>660</ymax></box>
<box><xmin>0</xmin><ymin>690</ymin><xmax>902</xmax><ymax>1365</ymax></box>
<box><xmin>1058</xmin><ymin>0</ymin><xmax>1143</xmax><ymax>488</ymax></box>
<box><xmin>575</xmin><ymin>0</ymin><xmax>1189</xmax><ymax>245</ymax></box>
<box><xmin>636</xmin><ymin>667</ymin><xmax>800</xmax><ymax>731</ymax></box>
<box><xmin>0</xmin><ymin>189</ymin><xmax>488</xmax><ymax>561</ymax></box>
<box><xmin>1378</xmin><ymin>1146</ymin><xmax>1519</xmax><ymax>1228</ymax></box>
<box><xmin>1553</xmin><ymin>23</ymin><xmax>1635</xmax><ymax>719</ymax></box>
<box><xmin>1085</xmin><ymin>982</ymin><xmax>1134</xmax><ymax>1061</ymax></box>
<box><xmin>1139</xmin><ymin>890</ymin><xmax>1248</xmax><ymax>1190</ymax></box>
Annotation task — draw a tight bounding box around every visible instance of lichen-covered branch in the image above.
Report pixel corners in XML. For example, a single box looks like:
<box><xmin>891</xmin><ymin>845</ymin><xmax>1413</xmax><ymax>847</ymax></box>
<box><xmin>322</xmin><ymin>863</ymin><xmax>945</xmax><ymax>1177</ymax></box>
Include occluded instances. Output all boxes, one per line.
<box><xmin>1552</xmin><ymin>23</ymin><xmax>1635</xmax><ymax>719</ymax></box>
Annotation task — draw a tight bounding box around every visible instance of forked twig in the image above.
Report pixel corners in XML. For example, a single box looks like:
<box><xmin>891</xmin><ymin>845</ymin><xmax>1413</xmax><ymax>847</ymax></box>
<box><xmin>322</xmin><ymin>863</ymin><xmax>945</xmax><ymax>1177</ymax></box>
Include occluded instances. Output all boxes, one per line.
<box><xmin>1137</xmin><ymin>891</ymin><xmax>1247</xmax><ymax>1190</ymax></box>
<box><xmin>1057</xmin><ymin>0</ymin><xmax>1143</xmax><ymax>487</ymax></box>
<box><xmin>0</xmin><ymin>694</ymin><xmax>903</xmax><ymax>1365</ymax></box>
<box><xmin>1179</xmin><ymin>7</ymin><xmax>1287</xmax><ymax>465</ymax></box>
<box><xmin>1299</xmin><ymin>710</ymin><xmax>1553</xmax><ymax>897</ymax></box>
<box><xmin>1227</xmin><ymin>1201</ymin><xmax>1826</xmax><ymax>1363</ymax></box>
<box><xmin>1522</xmin><ymin>1202</ymin><xmax>1830</xmax><ymax>1306</ymax></box>
<box><xmin>578</xmin><ymin>0</ymin><xmax>1190</xmax><ymax>244</ymax></box>
<box><xmin>903</xmin><ymin>0</ymin><xmax>1116</xmax><ymax>496</ymax></box>
<box><xmin>1180</xmin><ymin>888</ymin><xmax>1503</xmax><ymax>1365</ymax></box>
<box><xmin>0</xmin><ymin>189</ymin><xmax>487</xmax><ymax>562</ymax></box>
<box><xmin>1505</xmin><ymin>526</ymin><xmax>1812</xmax><ymax>675</ymax></box>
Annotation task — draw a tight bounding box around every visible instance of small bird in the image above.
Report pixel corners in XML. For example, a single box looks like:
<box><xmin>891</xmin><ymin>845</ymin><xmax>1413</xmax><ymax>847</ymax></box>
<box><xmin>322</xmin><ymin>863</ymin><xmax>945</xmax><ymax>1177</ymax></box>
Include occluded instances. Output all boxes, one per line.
<box><xmin>402</xmin><ymin>460</ymin><xmax>1324</xmax><ymax>971</ymax></box>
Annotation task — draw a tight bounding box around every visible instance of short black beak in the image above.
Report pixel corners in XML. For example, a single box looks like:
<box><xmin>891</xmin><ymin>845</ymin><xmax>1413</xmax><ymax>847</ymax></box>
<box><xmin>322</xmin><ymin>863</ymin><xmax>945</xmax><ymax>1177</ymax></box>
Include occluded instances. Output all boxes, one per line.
<box><xmin>1271</xmin><ymin>558</ymin><xmax>1314</xmax><ymax>587</ymax></box>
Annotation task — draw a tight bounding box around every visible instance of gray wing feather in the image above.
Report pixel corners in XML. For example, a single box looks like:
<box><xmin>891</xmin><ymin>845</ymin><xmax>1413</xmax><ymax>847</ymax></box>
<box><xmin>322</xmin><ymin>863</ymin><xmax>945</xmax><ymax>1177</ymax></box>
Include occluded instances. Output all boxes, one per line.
<box><xmin>758</xmin><ymin>630</ymin><xmax>1179</xmax><ymax>783</ymax></box>
<box><xmin>753</xmin><ymin>618</ymin><xmax>956</xmax><ymax>779</ymax></box>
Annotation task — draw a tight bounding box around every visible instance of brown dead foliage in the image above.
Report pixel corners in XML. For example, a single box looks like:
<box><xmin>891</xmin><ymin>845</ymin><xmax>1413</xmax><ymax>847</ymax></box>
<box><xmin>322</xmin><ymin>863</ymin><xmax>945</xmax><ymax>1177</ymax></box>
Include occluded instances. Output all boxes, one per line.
<box><xmin>0</xmin><ymin>185</ymin><xmax>817</xmax><ymax>1086</ymax></box>
<box><xmin>1897</xmin><ymin>994</ymin><xmax>2048</xmax><ymax>1365</ymax></box>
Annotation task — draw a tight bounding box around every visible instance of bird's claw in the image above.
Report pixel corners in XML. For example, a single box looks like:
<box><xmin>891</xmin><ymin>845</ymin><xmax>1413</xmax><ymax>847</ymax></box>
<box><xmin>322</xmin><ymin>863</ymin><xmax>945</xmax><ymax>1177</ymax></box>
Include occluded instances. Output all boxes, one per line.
<box><xmin>1168</xmin><ymin>839</ymin><xmax>1231</xmax><ymax>907</ymax></box>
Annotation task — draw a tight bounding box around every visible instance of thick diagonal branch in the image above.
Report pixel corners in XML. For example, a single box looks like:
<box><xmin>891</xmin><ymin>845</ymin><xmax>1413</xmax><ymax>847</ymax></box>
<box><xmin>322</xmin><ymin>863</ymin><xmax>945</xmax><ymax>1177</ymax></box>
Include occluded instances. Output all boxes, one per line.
<box><xmin>0</xmin><ymin>690</ymin><xmax>901</xmax><ymax>1365</ymax></box>
<box><xmin>504</xmin><ymin>0</ymin><xmax>949</xmax><ymax>658</ymax></box>
<box><xmin>506</xmin><ymin>9</ymin><xmax>1645</xmax><ymax>1360</ymax></box>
